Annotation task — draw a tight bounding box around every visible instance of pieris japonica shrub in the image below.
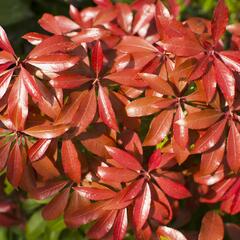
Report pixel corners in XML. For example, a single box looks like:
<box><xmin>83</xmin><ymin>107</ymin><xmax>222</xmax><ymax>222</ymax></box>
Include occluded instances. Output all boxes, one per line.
<box><xmin>0</xmin><ymin>0</ymin><xmax>240</xmax><ymax>239</ymax></box>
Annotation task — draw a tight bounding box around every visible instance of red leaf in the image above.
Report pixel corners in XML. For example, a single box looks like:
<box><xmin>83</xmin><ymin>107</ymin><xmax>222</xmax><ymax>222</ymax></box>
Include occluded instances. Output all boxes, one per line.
<box><xmin>74</xmin><ymin>186</ymin><xmax>116</xmax><ymax>200</ymax></box>
<box><xmin>22</xmin><ymin>32</ymin><xmax>48</xmax><ymax>45</ymax></box>
<box><xmin>28</xmin><ymin>139</ymin><xmax>52</xmax><ymax>162</ymax></box>
<box><xmin>23</xmin><ymin>124</ymin><xmax>70</xmax><ymax>139</ymax></box>
<box><xmin>159</xmin><ymin>37</ymin><xmax>204</xmax><ymax>56</ymax></box>
<box><xmin>31</xmin><ymin>180</ymin><xmax>68</xmax><ymax>200</ymax></box>
<box><xmin>116</xmin><ymin>36</ymin><xmax>158</xmax><ymax>53</ymax></box>
<box><xmin>126</xmin><ymin>97</ymin><xmax>175</xmax><ymax>117</ymax></box>
<box><xmin>202</xmin><ymin>65</ymin><xmax>217</xmax><ymax>102</ymax></box>
<box><xmin>106</xmin><ymin>69</ymin><xmax>147</xmax><ymax>87</ymax></box>
<box><xmin>98</xmin><ymin>84</ymin><xmax>119</xmax><ymax>131</ymax></box>
<box><xmin>113</xmin><ymin>208</ymin><xmax>128</xmax><ymax>240</ymax></box>
<box><xmin>38</xmin><ymin>13</ymin><xmax>79</xmax><ymax>35</ymax></box>
<box><xmin>87</xmin><ymin>210</ymin><xmax>117</xmax><ymax>239</ymax></box>
<box><xmin>71</xmin><ymin>28</ymin><xmax>110</xmax><ymax>43</ymax></box>
<box><xmin>8</xmin><ymin>76</ymin><xmax>28</xmax><ymax>131</ymax></box>
<box><xmin>27</xmin><ymin>35</ymin><xmax>76</xmax><ymax>59</ymax></box>
<box><xmin>105</xmin><ymin>146</ymin><xmax>142</xmax><ymax>171</ymax></box>
<box><xmin>51</xmin><ymin>74</ymin><xmax>91</xmax><ymax>89</ymax></box>
<box><xmin>92</xmin><ymin>41</ymin><xmax>103</xmax><ymax>77</ymax></box>
<box><xmin>214</xmin><ymin>57</ymin><xmax>235</xmax><ymax>106</ymax></box>
<box><xmin>173</xmin><ymin>105</ymin><xmax>188</xmax><ymax>148</ymax></box>
<box><xmin>28</xmin><ymin>54</ymin><xmax>80</xmax><ymax>72</ymax></box>
<box><xmin>0</xmin><ymin>26</ymin><xmax>15</xmax><ymax>56</ymax></box>
<box><xmin>219</xmin><ymin>51</ymin><xmax>240</xmax><ymax>72</ymax></box>
<box><xmin>198</xmin><ymin>211</ymin><xmax>224</xmax><ymax>240</ymax></box>
<box><xmin>157</xmin><ymin>226</ymin><xmax>187</xmax><ymax>240</ymax></box>
<box><xmin>116</xmin><ymin>3</ymin><xmax>133</xmax><ymax>33</ymax></box>
<box><xmin>193</xmin><ymin>118</ymin><xmax>227</xmax><ymax>153</ymax></box>
<box><xmin>20</xmin><ymin>66</ymin><xmax>42</xmax><ymax>101</ymax></box>
<box><xmin>97</xmin><ymin>166</ymin><xmax>138</xmax><ymax>182</ymax></box>
<box><xmin>42</xmin><ymin>188</ymin><xmax>70</xmax><ymax>220</ymax></box>
<box><xmin>133</xmin><ymin>182</ymin><xmax>151</xmax><ymax>231</ymax></box>
<box><xmin>200</xmin><ymin>140</ymin><xmax>225</xmax><ymax>175</ymax></box>
<box><xmin>0</xmin><ymin>142</ymin><xmax>11</xmax><ymax>171</ymax></box>
<box><xmin>0</xmin><ymin>69</ymin><xmax>14</xmax><ymax>99</ymax></box>
<box><xmin>7</xmin><ymin>143</ymin><xmax>23</xmax><ymax>187</ymax></box>
<box><xmin>138</xmin><ymin>73</ymin><xmax>174</xmax><ymax>96</ymax></box>
<box><xmin>143</xmin><ymin>110</ymin><xmax>174</xmax><ymax>146</ymax></box>
<box><xmin>211</xmin><ymin>0</ymin><xmax>229</xmax><ymax>44</ymax></box>
<box><xmin>62</xmin><ymin>140</ymin><xmax>81</xmax><ymax>183</ymax></box>
<box><xmin>227</xmin><ymin>121</ymin><xmax>240</xmax><ymax>173</ymax></box>
<box><xmin>177</xmin><ymin>109</ymin><xmax>223</xmax><ymax>129</ymax></box>
<box><xmin>154</xmin><ymin>176</ymin><xmax>191</xmax><ymax>199</ymax></box>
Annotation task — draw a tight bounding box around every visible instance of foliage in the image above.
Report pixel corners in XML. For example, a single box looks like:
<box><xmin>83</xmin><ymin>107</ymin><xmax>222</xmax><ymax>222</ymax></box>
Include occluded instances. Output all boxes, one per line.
<box><xmin>0</xmin><ymin>0</ymin><xmax>240</xmax><ymax>239</ymax></box>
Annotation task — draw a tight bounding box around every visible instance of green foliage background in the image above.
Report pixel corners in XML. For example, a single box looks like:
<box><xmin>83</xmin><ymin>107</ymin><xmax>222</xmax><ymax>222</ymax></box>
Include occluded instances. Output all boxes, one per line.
<box><xmin>0</xmin><ymin>0</ymin><xmax>240</xmax><ymax>239</ymax></box>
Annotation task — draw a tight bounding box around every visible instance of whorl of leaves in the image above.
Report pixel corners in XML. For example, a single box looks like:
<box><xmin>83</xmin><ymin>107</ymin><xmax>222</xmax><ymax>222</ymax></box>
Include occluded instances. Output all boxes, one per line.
<box><xmin>0</xmin><ymin>0</ymin><xmax>240</xmax><ymax>239</ymax></box>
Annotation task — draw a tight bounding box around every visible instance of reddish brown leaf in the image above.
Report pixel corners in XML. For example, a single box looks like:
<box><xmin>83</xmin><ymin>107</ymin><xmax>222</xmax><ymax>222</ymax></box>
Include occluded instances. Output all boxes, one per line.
<box><xmin>116</xmin><ymin>3</ymin><xmax>133</xmax><ymax>33</ymax></box>
<box><xmin>214</xmin><ymin>57</ymin><xmax>235</xmax><ymax>106</ymax></box>
<box><xmin>51</xmin><ymin>74</ymin><xmax>91</xmax><ymax>89</ymax></box>
<box><xmin>20</xmin><ymin>66</ymin><xmax>42</xmax><ymax>101</ymax></box>
<box><xmin>126</xmin><ymin>96</ymin><xmax>175</xmax><ymax>117</ymax></box>
<box><xmin>116</xmin><ymin>36</ymin><xmax>158</xmax><ymax>53</ymax></box>
<box><xmin>31</xmin><ymin>180</ymin><xmax>68</xmax><ymax>200</ymax></box>
<box><xmin>138</xmin><ymin>73</ymin><xmax>174</xmax><ymax>96</ymax></box>
<box><xmin>62</xmin><ymin>140</ymin><xmax>81</xmax><ymax>183</ymax></box>
<box><xmin>27</xmin><ymin>35</ymin><xmax>76</xmax><ymax>58</ymax></box>
<box><xmin>105</xmin><ymin>146</ymin><xmax>142</xmax><ymax>171</ymax></box>
<box><xmin>0</xmin><ymin>69</ymin><xmax>14</xmax><ymax>99</ymax></box>
<box><xmin>193</xmin><ymin>118</ymin><xmax>227</xmax><ymax>153</ymax></box>
<box><xmin>177</xmin><ymin>109</ymin><xmax>223</xmax><ymax>129</ymax></box>
<box><xmin>42</xmin><ymin>188</ymin><xmax>70</xmax><ymax>220</ymax></box>
<box><xmin>7</xmin><ymin>143</ymin><xmax>23</xmax><ymax>187</ymax></box>
<box><xmin>143</xmin><ymin>110</ymin><xmax>174</xmax><ymax>146</ymax></box>
<box><xmin>199</xmin><ymin>211</ymin><xmax>224</xmax><ymax>240</ymax></box>
<box><xmin>0</xmin><ymin>142</ymin><xmax>11</xmax><ymax>171</ymax></box>
<box><xmin>133</xmin><ymin>182</ymin><xmax>151</xmax><ymax>231</ymax></box>
<box><xmin>87</xmin><ymin>210</ymin><xmax>117</xmax><ymax>239</ymax></box>
<box><xmin>157</xmin><ymin>226</ymin><xmax>187</xmax><ymax>240</ymax></box>
<box><xmin>173</xmin><ymin>105</ymin><xmax>188</xmax><ymax>148</ymax></box>
<box><xmin>227</xmin><ymin>121</ymin><xmax>240</xmax><ymax>173</ymax></box>
<box><xmin>0</xmin><ymin>26</ymin><xmax>15</xmax><ymax>55</ymax></box>
<box><xmin>8</xmin><ymin>76</ymin><xmax>28</xmax><ymax>131</ymax></box>
<box><xmin>74</xmin><ymin>186</ymin><xmax>116</xmax><ymax>200</ymax></box>
<box><xmin>106</xmin><ymin>69</ymin><xmax>147</xmax><ymax>87</ymax></box>
<box><xmin>154</xmin><ymin>176</ymin><xmax>191</xmax><ymax>199</ymax></box>
<box><xmin>28</xmin><ymin>54</ymin><xmax>79</xmax><ymax>72</ymax></box>
<box><xmin>98</xmin><ymin>84</ymin><xmax>119</xmax><ymax>131</ymax></box>
<box><xmin>28</xmin><ymin>139</ymin><xmax>52</xmax><ymax>162</ymax></box>
<box><xmin>23</xmin><ymin>124</ymin><xmax>70</xmax><ymax>139</ymax></box>
<box><xmin>97</xmin><ymin>166</ymin><xmax>138</xmax><ymax>182</ymax></box>
<box><xmin>113</xmin><ymin>208</ymin><xmax>128</xmax><ymax>240</ymax></box>
<box><xmin>211</xmin><ymin>0</ymin><xmax>229</xmax><ymax>44</ymax></box>
<box><xmin>92</xmin><ymin>41</ymin><xmax>103</xmax><ymax>77</ymax></box>
<box><xmin>71</xmin><ymin>28</ymin><xmax>110</xmax><ymax>43</ymax></box>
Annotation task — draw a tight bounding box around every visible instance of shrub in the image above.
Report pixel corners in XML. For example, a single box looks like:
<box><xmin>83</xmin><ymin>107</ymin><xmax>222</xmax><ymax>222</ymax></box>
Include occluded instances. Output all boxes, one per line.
<box><xmin>0</xmin><ymin>0</ymin><xmax>240</xmax><ymax>239</ymax></box>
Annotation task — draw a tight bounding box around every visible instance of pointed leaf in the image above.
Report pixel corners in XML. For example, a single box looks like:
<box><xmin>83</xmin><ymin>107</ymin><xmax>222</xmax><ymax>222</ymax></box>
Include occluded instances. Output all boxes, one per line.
<box><xmin>193</xmin><ymin>118</ymin><xmax>227</xmax><ymax>153</ymax></box>
<box><xmin>143</xmin><ymin>110</ymin><xmax>174</xmax><ymax>146</ymax></box>
<box><xmin>98</xmin><ymin>84</ymin><xmax>119</xmax><ymax>131</ymax></box>
<box><xmin>62</xmin><ymin>140</ymin><xmax>81</xmax><ymax>183</ymax></box>
<box><xmin>227</xmin><ymin>121</ymin><xmax>240</xmax><ymax>173</ymax></box>
<box><xmin>8</xmin><ymin>76</ymin><xmax>28</xmax><ymax>131</ymax></box>
<box><xmin>92</xmin><ymin>41</ymin><xmax>103</xmax><ymax>77</ymax></box>
<box><xmin>113</xmin><ymin>208</ymin><xmax>128</xmax><ymax>240</ymax></box>
<box><xmin>133</xmin><ymin>182</ymin><xmax>151</xmax><ymax>231</ymax></box>
<box><xmin>199</xmin><ymin>211</ymin><xmax>224</xmax><ymax>240</ymax></box>
<box><xmin>105</xmin><ymin>146</ymin><xmax>142</xmax><ymax>171</ymax></box>
<box><xmin>211</xmin><ymin>0</ymin><xmax>229</xmax><ymax>44</ymax></box>
<box><xmin>23</xmin><ymin>124</ymin><xmax>70</xmax><ymax>139</ymax></box>
<box><xmin>42</xmin><ymin>188</ymin><xmax>70</xmax><ymax>220</ymax></box>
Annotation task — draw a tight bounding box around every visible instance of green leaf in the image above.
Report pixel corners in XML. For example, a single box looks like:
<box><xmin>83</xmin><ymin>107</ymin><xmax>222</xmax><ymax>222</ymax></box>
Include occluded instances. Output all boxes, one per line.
<box><xmin>26</xmin><ymin>210</ymin><xmax>47</xmax><ymax>240</ymax></box>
